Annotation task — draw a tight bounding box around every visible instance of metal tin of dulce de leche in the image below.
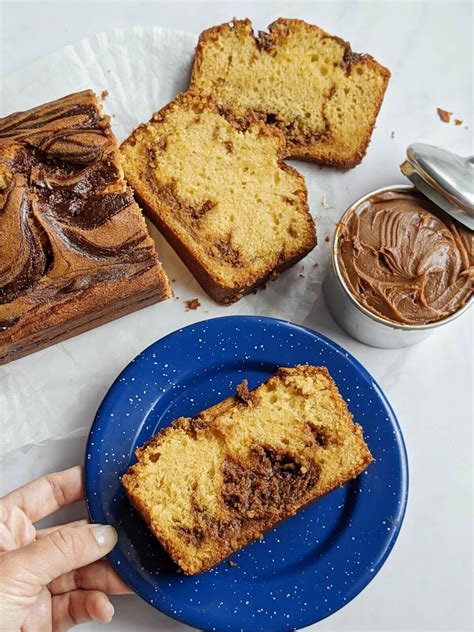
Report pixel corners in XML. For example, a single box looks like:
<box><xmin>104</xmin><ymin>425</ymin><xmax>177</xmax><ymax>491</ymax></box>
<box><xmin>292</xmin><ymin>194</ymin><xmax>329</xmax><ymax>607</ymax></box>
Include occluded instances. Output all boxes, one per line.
<box><xmin>323</xmin><ymin>181</ymin><xmax>473</xmax><ymax>349</ymax></box>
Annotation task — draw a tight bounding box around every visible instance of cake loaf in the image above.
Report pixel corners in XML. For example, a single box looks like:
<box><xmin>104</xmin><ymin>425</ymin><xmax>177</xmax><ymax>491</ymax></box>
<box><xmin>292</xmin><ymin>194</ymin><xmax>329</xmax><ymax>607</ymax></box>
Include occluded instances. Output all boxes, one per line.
<box><xmin>190</xmin><ymin>18</ymin><xmax>390</xmax><ymax>168</ymax></box>
<box><xmin>0</xmin><ymin>90</ymin><xmax>172</xmax><ymax>364</ymax></box>
<box><xmin>122</xmin><ymin>365</ymin><xmax>373</xmax><ymax>574</ymax></box>
<box><xmin>120</xmin><ymin>91</ymin><xmax>316</xmax><ymax>304</ymax></box>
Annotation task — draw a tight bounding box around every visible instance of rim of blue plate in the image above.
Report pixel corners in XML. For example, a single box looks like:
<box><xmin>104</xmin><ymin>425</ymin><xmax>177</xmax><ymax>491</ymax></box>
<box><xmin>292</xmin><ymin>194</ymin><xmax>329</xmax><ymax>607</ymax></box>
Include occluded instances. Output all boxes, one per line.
<box><xmin>85</xmin><ymin>315</ymin><xmax>409</xmax><ymax>631</ymax></box>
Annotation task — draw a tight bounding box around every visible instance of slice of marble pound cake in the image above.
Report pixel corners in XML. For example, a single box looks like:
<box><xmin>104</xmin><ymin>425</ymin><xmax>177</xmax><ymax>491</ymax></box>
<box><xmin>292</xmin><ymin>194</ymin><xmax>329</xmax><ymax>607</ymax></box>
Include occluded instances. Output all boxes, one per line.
<box><xmin>120</xmin><ymin>91</ymin><xmax>316</xmax><ymax>304</ymax></box>
<box><xmin>190</xmin><ymin>18</ymin><xmax>390</xmax><ymax>168</ymax></box>
<box><xmin>122</xmin><ymin>365</ymin><xmax>373</xmax><ymax>575</ymax></box>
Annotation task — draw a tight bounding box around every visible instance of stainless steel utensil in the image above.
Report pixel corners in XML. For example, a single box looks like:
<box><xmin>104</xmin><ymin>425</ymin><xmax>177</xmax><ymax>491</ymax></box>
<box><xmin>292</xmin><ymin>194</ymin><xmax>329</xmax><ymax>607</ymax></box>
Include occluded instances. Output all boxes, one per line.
<box><xmin>400</xmin><ymin>143</ymin><xmax>474</xmax><ymax>230</ymax></box>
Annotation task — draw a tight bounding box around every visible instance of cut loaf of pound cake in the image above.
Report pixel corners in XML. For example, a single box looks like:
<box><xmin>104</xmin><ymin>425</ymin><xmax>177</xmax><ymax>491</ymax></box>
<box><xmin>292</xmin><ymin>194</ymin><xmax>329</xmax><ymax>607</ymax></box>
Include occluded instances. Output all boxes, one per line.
<box><xmin>190</xmin><ymin>18</ymin><xmax>390</xmax><ymax>168</ymax></box>
<box><xmin>122</xmin><ymin>365</ymin><xmax>373</xmax><ymax>575</ymax></box>
<box><xmin>120</xmin><ymin>92</ymin><xmax>316</xmax><ymax>304</ymax></box>
<box><xmin>0</xmin><ymin>90</ymin><xmax>171</xmax><ymax>364</ymax></box>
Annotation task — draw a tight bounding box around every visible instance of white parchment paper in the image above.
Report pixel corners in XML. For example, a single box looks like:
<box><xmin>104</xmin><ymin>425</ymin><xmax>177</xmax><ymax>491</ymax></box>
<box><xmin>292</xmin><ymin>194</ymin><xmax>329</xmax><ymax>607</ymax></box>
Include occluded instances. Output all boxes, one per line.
<box><xmin>0</xmin><ymin>27</ymin><xmax>340</xmax><ymax>456</ymax></box>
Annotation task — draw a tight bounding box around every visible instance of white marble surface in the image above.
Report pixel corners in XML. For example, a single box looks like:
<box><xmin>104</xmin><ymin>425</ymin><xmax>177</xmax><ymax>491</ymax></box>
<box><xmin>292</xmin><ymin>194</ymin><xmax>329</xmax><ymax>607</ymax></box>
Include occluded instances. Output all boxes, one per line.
<box><xmin>1</xmin><ymin>1</ymin><xmax>473</xmax><ymax>631</ymax></box>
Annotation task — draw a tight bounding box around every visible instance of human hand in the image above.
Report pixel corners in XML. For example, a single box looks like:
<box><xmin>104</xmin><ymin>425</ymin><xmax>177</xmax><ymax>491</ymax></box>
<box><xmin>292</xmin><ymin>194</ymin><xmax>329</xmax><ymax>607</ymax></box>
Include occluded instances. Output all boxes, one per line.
<box><xmin>0</xmin><ymin>465</ymin><xmax>131</xmax><ymax>631</ymax></box>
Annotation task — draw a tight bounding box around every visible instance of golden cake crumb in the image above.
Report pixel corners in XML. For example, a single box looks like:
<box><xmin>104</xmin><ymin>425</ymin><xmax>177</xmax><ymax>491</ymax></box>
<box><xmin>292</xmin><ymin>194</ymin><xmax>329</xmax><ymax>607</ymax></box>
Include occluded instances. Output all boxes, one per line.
<box><xmin>437</xmin><ymin>108</ymin><xmax>451</xmax><ymax>123</ymax></box>
<box><xmin>185</xmin><ymin>298</ymin><xmax>201</xmax><ymax>310</ymax></box>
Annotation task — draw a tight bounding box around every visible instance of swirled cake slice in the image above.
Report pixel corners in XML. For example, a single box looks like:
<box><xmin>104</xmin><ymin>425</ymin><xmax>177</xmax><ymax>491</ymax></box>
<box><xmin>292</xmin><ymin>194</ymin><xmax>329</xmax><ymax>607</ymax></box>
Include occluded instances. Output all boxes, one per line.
<box><xmin>0</xmin><ymin>90</ymin><xmax>171</xmax><ymax>364</ymax></box>
<box><xmin>122</xmin><ymin>366</ymin><xmax>372</xmax><ymax>575</ymax></box>
<box><xmin>190</xmin><ymin>18</ymin><xmax>390</xmax><ymax>168</ymax></box>
<box><xmin>120</xmin><ymin>92</ymin><xmax>316</xmax><ymax>304</ymax></box>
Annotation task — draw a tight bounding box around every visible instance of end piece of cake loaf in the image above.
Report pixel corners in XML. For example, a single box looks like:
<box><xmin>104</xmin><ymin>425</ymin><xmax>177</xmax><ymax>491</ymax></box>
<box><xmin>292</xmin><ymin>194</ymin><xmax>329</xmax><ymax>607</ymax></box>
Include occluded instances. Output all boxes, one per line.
<box><xmin>122</xmin><ymin>365</ymin><xmax>373</xmax><ymax>574</ymax></box>
<box><xmin>0</xmin><ymin>90</ymin><xmax>172</xmax><ymax>364</ymax></box>
<box><xmin>120</xmin><ymin>91</ymin><xmax>316</xmax><ymax>304</ymax></box>
<box><xmin>190</xmin><ymin>18</ymin><xmax>390</xmax><ymax>168</ymax></box>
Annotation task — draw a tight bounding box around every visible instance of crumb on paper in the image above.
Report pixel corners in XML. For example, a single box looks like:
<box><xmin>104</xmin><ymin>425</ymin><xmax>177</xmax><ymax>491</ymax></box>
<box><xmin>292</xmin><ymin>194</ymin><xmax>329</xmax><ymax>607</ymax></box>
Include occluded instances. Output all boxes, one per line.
<box><xmin>101</xmin><ymin>89</ymin><xmax>109</xmax><ymax>100</ymax></box>
<box><xmin>390</xmin><ymin>131</ymin><xmax>395</xmax><ymax>139</ymax></box>
<box><xmin>258</xmin><ymin>534</ymin><xmax>264</xmax><ymax>541</ymax></box>
<box><xmin>437</xmin><ymin>108</ymin><xmax>452</xmax><ymax>123</ymax></box>
<box><xmin>320</xmin><ymin>196</ymin><xmax>334</xmax><ymax>210</ymax></box>
<box><xmin>313</xmin><ymin>263</ymin><xmax>319</xmax><ymax>268</ymax></box>
<box><xmin>454</xmin><ymin>119</ymin><xmax>463</xmax><ymax>126</ymax></box>
<box><xmin>325</xmin><ymin>236</ymin><xmax>330</xmax><ymax>243</ymax></box>
<box><xmin>174</xmin><ymin>296</ymin><xmax>179</xmax><ymax>300</ymax></box>
<box><xmin>185</xmin><ymin>298</ymin><xmax>200</xmax><ymax>310</ymax></box>
<box><xmin>171</xmin><ymin>278</ymin><xmax>176</xmax><ymax>283</ymax></box>
<box><xmin>228</xmin><ymin>561</ymin><xmax>238</xmax><ymax>567</ymax></box>
<box><xmin>299</xmin><ymin>273</ymin><xmax>305</xmax><ymax>279</ymax></box>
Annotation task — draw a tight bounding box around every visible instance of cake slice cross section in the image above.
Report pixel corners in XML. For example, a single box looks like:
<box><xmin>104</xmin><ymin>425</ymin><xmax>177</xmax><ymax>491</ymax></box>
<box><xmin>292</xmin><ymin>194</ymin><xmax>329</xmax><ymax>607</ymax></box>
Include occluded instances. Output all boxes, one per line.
<box><xmin>120</xmin><ymin>91</ymin><xmax>316</xmax><ymax>304</ymax></box>
<box><xmin>122</xmin><ymin>365</ymin><xmax>373</xmax><ymax>574</ymax></box>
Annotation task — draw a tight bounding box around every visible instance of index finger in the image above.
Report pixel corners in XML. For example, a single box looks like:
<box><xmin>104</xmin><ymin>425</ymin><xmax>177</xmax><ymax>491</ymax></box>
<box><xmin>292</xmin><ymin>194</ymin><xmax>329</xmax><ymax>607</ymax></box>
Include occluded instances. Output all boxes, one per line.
<box><xmin>0</xmin><ymin>466</ymin><xmax>84</xmax><ymax>522</ymax></box>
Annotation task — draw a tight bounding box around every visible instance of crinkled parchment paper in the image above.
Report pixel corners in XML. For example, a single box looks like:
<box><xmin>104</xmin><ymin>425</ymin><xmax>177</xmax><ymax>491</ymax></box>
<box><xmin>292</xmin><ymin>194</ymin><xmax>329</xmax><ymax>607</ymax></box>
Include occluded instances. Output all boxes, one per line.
<box><xmin>0</xmin><ymin>27</ymin><xmax>338</xmax><ymax>456</ymax></box>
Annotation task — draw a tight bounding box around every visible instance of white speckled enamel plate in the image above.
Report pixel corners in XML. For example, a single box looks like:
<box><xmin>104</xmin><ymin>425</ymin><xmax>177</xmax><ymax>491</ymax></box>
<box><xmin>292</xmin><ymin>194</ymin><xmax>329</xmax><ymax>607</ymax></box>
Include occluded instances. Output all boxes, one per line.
<box><xmin>85</xmin><ymin>316</ymin><xmax>408</xmax><ymax>631</ymax></box>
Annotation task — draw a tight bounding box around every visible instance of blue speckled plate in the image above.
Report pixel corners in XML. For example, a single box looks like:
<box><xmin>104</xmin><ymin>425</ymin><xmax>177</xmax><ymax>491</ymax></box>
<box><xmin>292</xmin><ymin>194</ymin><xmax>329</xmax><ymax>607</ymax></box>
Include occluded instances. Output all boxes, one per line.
<box><xmin>85</xmin><ymin>316</ymin><xmax>408</xmax><ymax>632</ymax></box>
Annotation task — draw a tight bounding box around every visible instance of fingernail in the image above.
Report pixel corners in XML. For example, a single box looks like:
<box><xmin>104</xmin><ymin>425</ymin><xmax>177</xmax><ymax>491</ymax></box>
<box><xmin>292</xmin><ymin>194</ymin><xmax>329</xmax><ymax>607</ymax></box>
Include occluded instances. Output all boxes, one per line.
<box><xmin>92</xmin><ymin>600</ymin><xmax>114</xmax><ymax>623</ymax></box>
<box><xmin>91</xmin><ymin>525</ymin><xmax>118</xmax><ymax>548</ymax></box>
<box><xmin>104</xmin><ymin>601</ymin><xmax>115</xmax><ymax>622</ymax></box>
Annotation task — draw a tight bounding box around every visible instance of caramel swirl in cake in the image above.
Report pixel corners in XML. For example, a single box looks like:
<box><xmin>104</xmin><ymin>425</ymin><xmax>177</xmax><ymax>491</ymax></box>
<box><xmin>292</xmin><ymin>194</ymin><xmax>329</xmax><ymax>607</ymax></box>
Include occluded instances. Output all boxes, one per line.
<box><xmin>338</xmin><ymin>191</ymin><xmax>473</xmax><ymax>325</ymax></box>
<box><xmin>0</xmin><ymin>90</ymin><xmax>171</xmax><ymax>362</ymax></box>
<box><xmin>0</xmin><ymin>180</ymin><xmax>49</xmax><ymax>304</ymax></box>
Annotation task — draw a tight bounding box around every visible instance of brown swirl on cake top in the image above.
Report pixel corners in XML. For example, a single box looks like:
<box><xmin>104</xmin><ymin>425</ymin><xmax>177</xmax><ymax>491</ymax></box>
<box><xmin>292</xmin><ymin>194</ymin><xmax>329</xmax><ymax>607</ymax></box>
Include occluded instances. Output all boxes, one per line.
<box><xmin>0</xmin><ymin>90</ymin><xmax>171</xmax><ymax>363</ymax></box>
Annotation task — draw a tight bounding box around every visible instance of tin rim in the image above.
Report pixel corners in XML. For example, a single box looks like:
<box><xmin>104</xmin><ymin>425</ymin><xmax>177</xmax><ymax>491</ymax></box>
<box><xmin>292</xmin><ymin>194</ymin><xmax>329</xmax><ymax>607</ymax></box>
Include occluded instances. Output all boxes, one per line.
<box><xmin>331</xmin><ymin>184</ymin><xmax>473</xmax><ymax>332</ymax></box>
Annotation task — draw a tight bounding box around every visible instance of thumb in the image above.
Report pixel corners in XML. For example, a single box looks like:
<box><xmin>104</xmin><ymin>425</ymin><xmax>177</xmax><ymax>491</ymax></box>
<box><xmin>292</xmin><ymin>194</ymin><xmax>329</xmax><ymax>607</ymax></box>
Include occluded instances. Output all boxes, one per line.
<box><xmin>2</xmin><ymin>524</ymin><xmax>118</xmax><ymax>591</ymax></box>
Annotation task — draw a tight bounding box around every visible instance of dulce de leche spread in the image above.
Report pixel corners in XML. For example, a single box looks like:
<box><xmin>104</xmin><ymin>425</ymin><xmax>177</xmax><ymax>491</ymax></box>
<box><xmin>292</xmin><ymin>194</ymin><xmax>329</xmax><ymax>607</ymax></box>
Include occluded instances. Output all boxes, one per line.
<box><xmin>337</xmin><ymin>190</ymin><xmax>473</xmax><ymax>325</ymax></box>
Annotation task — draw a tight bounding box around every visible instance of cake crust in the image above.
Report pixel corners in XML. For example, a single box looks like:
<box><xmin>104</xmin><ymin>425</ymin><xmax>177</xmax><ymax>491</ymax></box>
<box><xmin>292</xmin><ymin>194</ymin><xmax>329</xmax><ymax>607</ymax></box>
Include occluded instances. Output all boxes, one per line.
<box><xmin>190</xmin><ymin>18</ymin><xmax>390</xmax><ymax>168</ymax></box>
<box><xmin>0</xmin><ymin>90</ymin><xmax>172</xmax><ymax>364</ymax></box>
<box><xmin>122</xmin><ymin>365</ymin><xmax>373</xmax><ymax>574</ymax></box>
<box><xmin>121</xmin><ymin>92</ymin><xmax>316</xmax><ymax>304</ymax></box>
